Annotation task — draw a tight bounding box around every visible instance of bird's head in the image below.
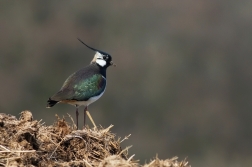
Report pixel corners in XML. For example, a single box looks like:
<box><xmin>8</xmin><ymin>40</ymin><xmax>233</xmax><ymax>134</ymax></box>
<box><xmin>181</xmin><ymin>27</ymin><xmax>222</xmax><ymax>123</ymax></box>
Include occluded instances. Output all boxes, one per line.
<box><xmin>91</xmin><ymin>51</ymin><xmax>114</xmax><ymax>68</ymax></box>
<box><xmin>77</xmin><ymin>38</ymin><xmax>115</xmax><ymax>68</ymax></box>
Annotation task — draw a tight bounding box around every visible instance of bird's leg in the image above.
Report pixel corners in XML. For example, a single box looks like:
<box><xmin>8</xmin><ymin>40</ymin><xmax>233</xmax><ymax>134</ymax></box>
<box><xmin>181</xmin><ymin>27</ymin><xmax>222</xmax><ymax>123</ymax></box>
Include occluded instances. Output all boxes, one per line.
<box><xmin>84</xmin><ymin>106</ymin><xmax>88</xmax><ymax>127</ymax></box>
<box><xmin>75</xmin><ymin>105</ymin><xmax>79</xmax><ymax>130</ymax></box>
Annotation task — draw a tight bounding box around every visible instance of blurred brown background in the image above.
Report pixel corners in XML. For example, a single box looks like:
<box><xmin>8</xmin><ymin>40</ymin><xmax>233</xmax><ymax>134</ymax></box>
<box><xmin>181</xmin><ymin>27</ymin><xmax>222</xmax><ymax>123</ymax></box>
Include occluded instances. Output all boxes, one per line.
<box><xmin>1</xmin><ymin>1</ymin><xmax>252</xmax><ymax>166</ymax></box>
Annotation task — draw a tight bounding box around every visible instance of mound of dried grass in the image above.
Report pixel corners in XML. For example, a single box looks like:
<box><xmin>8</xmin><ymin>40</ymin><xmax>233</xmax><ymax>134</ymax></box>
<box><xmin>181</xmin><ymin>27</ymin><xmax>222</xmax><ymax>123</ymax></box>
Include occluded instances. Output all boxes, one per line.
<box><xmin>0</xmin><ymin>111</ymin><xmax>190</xmax><ymax>167</ymax></box>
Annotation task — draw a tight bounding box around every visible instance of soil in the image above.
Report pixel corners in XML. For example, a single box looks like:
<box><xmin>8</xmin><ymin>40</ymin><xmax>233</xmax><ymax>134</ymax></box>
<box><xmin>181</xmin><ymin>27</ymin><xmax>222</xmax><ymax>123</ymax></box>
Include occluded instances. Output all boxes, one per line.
<box><xmin>0</xmin><ymin>111</ymin><xmax>190</xmax><ymax>167</ymax></box>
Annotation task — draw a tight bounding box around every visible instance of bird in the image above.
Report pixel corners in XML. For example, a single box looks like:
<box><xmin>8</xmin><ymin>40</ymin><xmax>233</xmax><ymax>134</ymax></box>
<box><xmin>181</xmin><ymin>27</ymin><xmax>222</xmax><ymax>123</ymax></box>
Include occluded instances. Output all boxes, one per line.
<box><xmin>47</xmin><ymin>38</ymin><xmax>114</xmax><ymax>129</ymax></box>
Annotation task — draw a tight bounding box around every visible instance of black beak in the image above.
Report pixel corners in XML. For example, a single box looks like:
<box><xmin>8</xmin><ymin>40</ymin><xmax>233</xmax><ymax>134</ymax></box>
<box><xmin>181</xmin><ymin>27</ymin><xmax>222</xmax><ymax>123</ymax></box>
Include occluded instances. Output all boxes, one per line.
<box><xmin>110</xmin><ymin>61</ymin><xmax>116</xmax><ymax>67</ymax></box>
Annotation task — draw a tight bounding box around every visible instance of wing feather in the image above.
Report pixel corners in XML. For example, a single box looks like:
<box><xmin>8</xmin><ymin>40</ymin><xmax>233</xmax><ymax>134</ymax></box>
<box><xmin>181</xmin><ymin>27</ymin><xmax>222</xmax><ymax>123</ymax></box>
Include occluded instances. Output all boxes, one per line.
<box><xmin>51</xmin><ymin>73</ymin><xmax>106</xmax><ymax>102</ymax></box>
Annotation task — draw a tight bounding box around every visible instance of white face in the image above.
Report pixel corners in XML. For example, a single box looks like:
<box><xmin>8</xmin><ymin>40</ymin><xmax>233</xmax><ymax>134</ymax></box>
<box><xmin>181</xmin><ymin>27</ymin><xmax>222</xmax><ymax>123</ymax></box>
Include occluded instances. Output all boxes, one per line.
<box><xmin>94</xmin><ymin>52</ymin><xmax>107</xmax><ymax>67</ymax></box>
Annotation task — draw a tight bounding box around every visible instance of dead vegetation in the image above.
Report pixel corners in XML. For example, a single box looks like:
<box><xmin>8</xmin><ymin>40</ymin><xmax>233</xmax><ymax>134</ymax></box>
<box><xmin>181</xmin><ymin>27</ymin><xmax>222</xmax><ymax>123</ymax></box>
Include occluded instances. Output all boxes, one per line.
<box><xmin>0</xmin><ymin>111</ymin><xmax>190</xmax><ymax>167</ymax></box>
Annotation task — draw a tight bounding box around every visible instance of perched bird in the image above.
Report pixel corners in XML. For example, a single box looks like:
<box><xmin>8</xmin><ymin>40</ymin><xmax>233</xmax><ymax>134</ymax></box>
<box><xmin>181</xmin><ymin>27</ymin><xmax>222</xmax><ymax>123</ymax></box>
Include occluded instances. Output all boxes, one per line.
<box><xmin>47</xmin><ymin>38</ymin><xmax>114</xmax><ymax>129</ymax></box>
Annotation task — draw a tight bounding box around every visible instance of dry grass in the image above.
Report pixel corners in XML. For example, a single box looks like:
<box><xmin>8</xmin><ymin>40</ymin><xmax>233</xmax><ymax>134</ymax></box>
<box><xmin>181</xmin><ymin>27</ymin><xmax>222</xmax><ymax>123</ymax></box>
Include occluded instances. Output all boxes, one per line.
<box><xmin>0</xmin><ymin>111</ymin><xmax>190</xmax><ymax>167</ymax></box>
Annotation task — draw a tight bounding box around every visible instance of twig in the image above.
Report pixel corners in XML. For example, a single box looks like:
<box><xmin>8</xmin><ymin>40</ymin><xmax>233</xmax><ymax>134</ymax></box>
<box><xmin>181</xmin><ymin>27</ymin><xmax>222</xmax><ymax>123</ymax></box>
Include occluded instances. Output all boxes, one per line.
<box><xmin>86</xmin><ymin>111</ymin><xmax>97</xmax><ymax>129</ymax></box>
<box><xmin>89</xmin><ymin>154</ymin><xmax>102</xmax><ymax>161</ymax></box>
<box><xmin>120</xmin><ymin>134</ymin><xmax>131</xmax><ymax>143</ymax></box>
<box><xmin>83</xmin><ymin>159</ymin><xmax>92</xmax><ymax>167</ymax></box>
<box><xmin>101</xmin><ymin>124</ymin><xmax>114</xmax><ymax>134</ymax></box>
<box><xmin>0</xmin><ymin>150</ymin><xmax>35</xmax><ymax>153</ymax></box>
<box><xmin>49</xmin><ymin>144</ymin><xmax>60</xmax><ymax>159</ymax></box>
<box><xmin>127</xmin><ymin>154</ymin><xmax>135</xmax><ymax>162</ymax></box>
<box><xmin>48</xmin><ymin>137</ymin><xmax>66</xmax><ymax>159</ymax></box>
<box><xmin>0</xmin><ymin>145</ymin><xmax>10</xmax><ymax>151</ymax></box>
<box><xmin>118</xmin><ymin>145</ymin><xmax>132</xmax><ymax>155</ymax></box>
<box><xmin>0</xmin><ymin>162</ymin><xmax>6</xmax><ymax>166</ymax></box>
<box><xmin>67</xmin><ymin>113</ymin><xmax>77</xmax><ymax>130</ymax></box>
<box><xmin>147</xmin><ymin>159</ymin><xmax>155</xmax><ymax>166</ymax></box>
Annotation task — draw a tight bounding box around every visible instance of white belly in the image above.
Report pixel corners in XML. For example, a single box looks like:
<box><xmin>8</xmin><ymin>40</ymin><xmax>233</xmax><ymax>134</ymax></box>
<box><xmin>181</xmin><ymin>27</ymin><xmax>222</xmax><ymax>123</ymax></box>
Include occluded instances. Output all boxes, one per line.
<box><xmin>68</xmin><ymin>91</ymin><xmax>105</xmax><ymax>107</ymax></box>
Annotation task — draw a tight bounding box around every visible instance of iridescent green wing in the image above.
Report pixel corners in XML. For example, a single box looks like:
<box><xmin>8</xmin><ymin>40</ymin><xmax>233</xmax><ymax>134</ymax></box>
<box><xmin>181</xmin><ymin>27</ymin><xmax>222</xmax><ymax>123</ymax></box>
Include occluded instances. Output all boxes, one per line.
<box><xmin>72</xmin><ymin>74</ymin><xmax>106</xmax><ymax>101</ymax></box>
<box><xmin>51</xmin><ymin>73</ymin><xmax>106</xmax><ymax>101</ymax></box>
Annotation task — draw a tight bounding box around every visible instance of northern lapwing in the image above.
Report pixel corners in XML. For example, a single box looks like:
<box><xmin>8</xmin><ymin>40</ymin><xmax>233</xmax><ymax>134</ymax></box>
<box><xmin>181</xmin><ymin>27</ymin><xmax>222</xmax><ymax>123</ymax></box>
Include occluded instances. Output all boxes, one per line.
<box><xmin>47</xmin><ymin>38</ymin><xmax>114</xmax><ymax>129</ymax></box>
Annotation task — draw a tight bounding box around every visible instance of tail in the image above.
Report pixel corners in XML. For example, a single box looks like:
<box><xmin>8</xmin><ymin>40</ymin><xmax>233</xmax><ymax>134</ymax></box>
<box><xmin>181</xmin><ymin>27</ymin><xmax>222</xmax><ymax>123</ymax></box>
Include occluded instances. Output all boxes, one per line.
<box><xmin>47</xmin><ymin>98</ymin><xmax>58</xmax><ymax>108</ymax></box>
